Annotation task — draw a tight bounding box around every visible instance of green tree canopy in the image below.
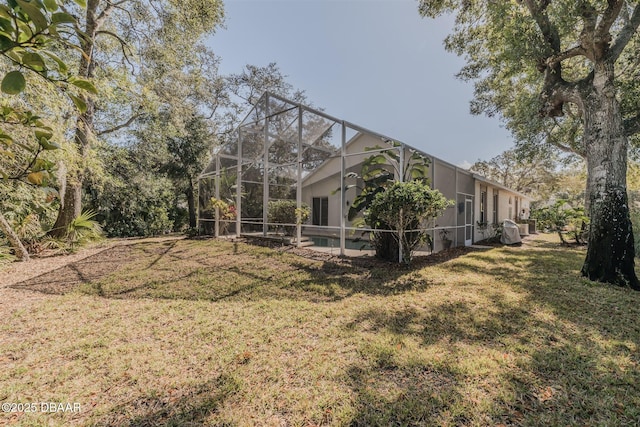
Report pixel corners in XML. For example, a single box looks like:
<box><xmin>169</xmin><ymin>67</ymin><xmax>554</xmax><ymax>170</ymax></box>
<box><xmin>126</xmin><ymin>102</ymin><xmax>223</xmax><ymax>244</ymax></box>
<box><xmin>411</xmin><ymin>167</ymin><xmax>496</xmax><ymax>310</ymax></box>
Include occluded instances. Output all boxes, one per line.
<box><xmin>49</xmin><ymin>0</ymin><xmax>225</xmax><ymax>237</ymax></box>
<box><xmin>420</xmin><ymin>0</ymin><xmax>640</xmax><ymax>289</ymax></box>
<box><xmin>0</xmin><ymin>0</ymin><xmax>93</xmax><ymax>260</ymax></box>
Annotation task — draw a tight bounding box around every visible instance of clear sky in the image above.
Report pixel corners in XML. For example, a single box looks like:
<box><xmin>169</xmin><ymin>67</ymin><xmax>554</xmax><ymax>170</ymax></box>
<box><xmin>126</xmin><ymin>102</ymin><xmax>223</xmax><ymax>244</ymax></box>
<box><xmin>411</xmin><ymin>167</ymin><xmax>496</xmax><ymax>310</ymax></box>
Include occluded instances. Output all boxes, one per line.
<box><xmin>208</xmin><ymin>0</ymin><xmax>514</xmax><ymax>168</ymax></box>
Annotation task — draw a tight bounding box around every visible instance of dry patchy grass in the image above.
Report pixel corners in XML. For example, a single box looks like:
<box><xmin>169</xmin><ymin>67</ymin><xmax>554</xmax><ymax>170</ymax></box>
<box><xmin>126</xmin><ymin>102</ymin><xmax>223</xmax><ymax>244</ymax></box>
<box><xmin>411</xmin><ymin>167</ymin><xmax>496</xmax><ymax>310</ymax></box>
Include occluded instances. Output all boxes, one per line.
<box><xmin>1</xmin><ymin>235</ymin><xmax>639</xmax><ymax>426</ymax></box>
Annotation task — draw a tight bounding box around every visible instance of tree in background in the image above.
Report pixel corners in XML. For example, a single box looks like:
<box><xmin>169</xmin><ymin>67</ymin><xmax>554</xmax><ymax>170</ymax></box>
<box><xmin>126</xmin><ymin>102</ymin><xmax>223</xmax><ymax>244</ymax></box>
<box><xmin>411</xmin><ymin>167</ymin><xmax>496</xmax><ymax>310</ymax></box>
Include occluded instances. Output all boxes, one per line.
<box><xmin>162</xmin><ymin>114</ymin><xmax>212</xmax><ymax>229</ymax></box>
<box><xmin>105</xmin><ymin>45</ymin><xmax>232</xmax><ymax>236</ymax></box>
<box><xmin>85</xmin><ymin>144</ymin><xmax>175</xmax><ymax>237</ymax></box>
<box><xmin>470</xmin><ymin>146</ymin><xmax>562</xmax><ymax>201</ymax></box>
<box><xmin>88</xmin><ymin>62</ymin><xmax>309</xmax><ymax>238</ymax></box>
<box><xmin>217</xmin><ymin>64</ymin><xmax>314</xmax><ymax>222</ymax></box>
<box><xmin>533</xmin><ymin>200</ymin><xmax>589</xmax><ymax>245</ymax></box>
<box><xmin>49</xmin><ymin>0</ymin><xmax>225</xmax><ymax>237</ymax></box>
<box><xmin>227</xmin><ymin>63</ymin><xmax>307</xmax><ymax>108</ymax></box>
<box><xmin>420</xmin><ymin>1</ymin><xmax>640</xmax><ymax>289</ymax></box>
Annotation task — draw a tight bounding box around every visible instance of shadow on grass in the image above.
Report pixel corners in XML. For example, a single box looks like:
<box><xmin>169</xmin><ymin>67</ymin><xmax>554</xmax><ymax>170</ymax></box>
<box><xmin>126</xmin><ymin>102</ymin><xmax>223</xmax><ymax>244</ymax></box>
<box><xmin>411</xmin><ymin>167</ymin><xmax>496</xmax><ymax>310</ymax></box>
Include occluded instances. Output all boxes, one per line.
<box><xmin>9</xmin><ymin>241</ymin><xmax>180</xmax><ymax>295</ymax></box>
<box><xmin>92</xmin><ymin>374</ymin><xmax>240</xmax><ymax>427</ymax></box>
<box><xmin>10</xmin><ymin>239</ymin><xmax>481</xmax><ymax>302</ymax></box>
<box><xmin>347</xmin><ymin>364</ymin><xmax>464</xmax><ymax>426</ymax></box>
<box><xmin>343</xmin><ymin>245</ymin><xmax>640</xmax><ymax>425</ymax></box>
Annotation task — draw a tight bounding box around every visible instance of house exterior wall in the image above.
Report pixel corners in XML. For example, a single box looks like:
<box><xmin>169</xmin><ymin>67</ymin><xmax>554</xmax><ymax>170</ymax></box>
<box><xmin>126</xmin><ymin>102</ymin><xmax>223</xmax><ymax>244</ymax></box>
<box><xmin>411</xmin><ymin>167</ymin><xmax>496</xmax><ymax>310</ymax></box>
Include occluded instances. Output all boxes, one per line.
<box><xmin>302</xmin><ymin>133</ymin><xmax>399</xmax><ymax>236</ymax></box>
<box><xmin>473</xmin><ymin>180</ymin><xmax>531</xmax><ymax>242</ymax></box>
<box><xmin>302</xmin><ymin>174</ymin><xmax>342</xmax><ymax>236</ymax></box>
<box><xmin>300</xmin><ymin>134</ymin><xmax>536</xmax><ymax>250</ymax></box>
<box><xmin>431</xmin><ymin>159</ymin><xmax>456</xmax><ymax>250</ymax></box>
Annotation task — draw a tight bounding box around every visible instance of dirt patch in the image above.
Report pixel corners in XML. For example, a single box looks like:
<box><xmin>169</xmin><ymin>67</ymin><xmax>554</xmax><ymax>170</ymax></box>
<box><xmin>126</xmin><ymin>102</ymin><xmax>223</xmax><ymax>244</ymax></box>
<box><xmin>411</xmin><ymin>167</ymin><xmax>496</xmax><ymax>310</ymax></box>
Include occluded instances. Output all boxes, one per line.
<box><xmin>0</xmin><ymin>236</ymin><xmax>184</xmax><ymax>289</ymax></box>
<box><xmin>11</xmin><ymin>245</ymin><xmax>134</xmax><ymax>295</ymax></box>
<box><xmin>3</xmin><ymin>235</ymin><xmax>489</xmax><ymax>300</ymax></box>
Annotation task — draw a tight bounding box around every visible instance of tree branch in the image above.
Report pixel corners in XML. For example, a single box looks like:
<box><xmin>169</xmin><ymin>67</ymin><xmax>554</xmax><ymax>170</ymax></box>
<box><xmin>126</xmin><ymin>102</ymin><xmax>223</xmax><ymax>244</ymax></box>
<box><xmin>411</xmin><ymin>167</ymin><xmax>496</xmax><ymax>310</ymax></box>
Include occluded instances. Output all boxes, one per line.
<box><xmin>521</xmin><ymin>0</ymin><xmax>561</xmax><ymax>52</ymax></box>
<box><xmin>548</xmin><ymin>139</ymin><xmax>584</xmax><ymax>157</ymax></box>
<box><xmin>520</xmin><ymin>1</ymin><xmax>580</xmax><ymax>116</ymax></box>
<box><xmin>96</xmin><ymin>112</ymin><xmax>144</xmax><ymax>136</ymax></box>
<box><xmin>596</xmin><ymin>0</ymin><xmax>624</xmax><ymax>37</ymax></box>
<box><xmin>609</xmin><ymin>4</ymin><xmax>640</xmax><ymax>61</ymax></box>
<box><xmin>547</xmin><ymin>118</ymin><xmax>585</xmax><ymax>157</ymax></box>
<box><xmin>546</xmin><ymin>45</ymin><xmax>587</xmax><ymax>67</ymax></box>
<box><xmin>95</xmin><ymin>30</ymin><xmax>133</xmax><ymax>72</ymax></box>
<box><xmin>10</xmin><ymin>145</ymin><xmax>44</xmax><ymax>180</ymax></box>
<box><xmin>96</xmin><ymin>0</ymin><xmax>130</xmax><ymax>28</ymax></box>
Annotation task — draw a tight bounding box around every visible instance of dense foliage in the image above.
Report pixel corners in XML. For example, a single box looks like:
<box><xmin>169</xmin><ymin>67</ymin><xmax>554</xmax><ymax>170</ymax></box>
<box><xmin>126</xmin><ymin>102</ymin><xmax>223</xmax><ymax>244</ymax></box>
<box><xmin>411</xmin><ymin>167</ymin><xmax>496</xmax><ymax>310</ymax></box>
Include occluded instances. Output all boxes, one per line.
<box><xmin>85</xmin><ymin>146</ymin><xmax>177</xmax><ymax>237</ymax></box>
<box><xmin>345</xmin><ymin>143</ymin><xmax>431</xmax><ymax>261</ymax></box>
<box><xmin>367</xmin><ymin>181</ymin><xmax>453</xmax><ymax>263</ymax></box>
<box><xmin>0</xmin><ymin>0</ymin><xmax>313</xmax><ymax>258</ymax></box>
<box><xmin>267</xmin><ymin>200</ymin><xmax>310</xmax><ymax>236</ymax></box>
<box><xmin>533</xmin><ymin>200</ymin><xmax>589</xmax><ymax>245</ymax></box>
<box><xmin>0</xmin><ymin>0</ymin><xmax>96</xmax><ymax>260</ymax></box>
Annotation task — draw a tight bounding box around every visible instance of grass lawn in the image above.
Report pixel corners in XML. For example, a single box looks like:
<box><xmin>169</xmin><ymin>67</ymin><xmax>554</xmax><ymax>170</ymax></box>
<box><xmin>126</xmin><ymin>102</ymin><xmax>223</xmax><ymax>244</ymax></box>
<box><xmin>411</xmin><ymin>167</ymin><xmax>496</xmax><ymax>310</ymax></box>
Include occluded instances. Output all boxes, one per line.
<box><xmin>1</xmin><ymin>234</ymin><xmax>639</xmax><ymax>426</ymax></box>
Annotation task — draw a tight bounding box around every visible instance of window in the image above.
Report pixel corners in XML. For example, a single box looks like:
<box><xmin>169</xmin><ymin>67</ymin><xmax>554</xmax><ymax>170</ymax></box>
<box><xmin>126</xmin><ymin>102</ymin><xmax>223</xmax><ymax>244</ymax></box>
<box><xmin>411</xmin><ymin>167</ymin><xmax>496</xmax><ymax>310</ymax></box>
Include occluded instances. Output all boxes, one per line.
<box><xmin>479</xmin><ymin>186</ymin><xmax>487</xmax><ymax>223</ymax></box>
<box><xmin>492</xmin><ymin>190</ymin><xmax>499</xmax><ymax>224</ymax></box>
<box><xmin>312</xmin><ymin>197</ymin><xmax>328</xmax><ymax>226</ymax></box>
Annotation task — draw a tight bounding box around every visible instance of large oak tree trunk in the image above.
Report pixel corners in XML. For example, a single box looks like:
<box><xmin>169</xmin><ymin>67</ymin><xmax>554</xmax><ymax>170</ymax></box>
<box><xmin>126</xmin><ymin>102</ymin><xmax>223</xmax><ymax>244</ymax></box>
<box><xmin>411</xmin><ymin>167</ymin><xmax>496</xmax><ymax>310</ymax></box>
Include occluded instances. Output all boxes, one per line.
<box><xmin>581</xmin><ymin>63</ymin><xmax>639</xmax><ymax>290</ymax></box>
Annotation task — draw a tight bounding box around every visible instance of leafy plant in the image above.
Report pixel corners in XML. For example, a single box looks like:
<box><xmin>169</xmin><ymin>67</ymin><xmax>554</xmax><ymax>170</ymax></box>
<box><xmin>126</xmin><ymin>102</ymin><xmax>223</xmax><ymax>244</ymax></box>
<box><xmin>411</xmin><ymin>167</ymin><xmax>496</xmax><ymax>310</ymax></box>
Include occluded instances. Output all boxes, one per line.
<box><xmin>0</xmin><ymin>0</ymin><xmax>93</xmax><ymax>182</ymax></box>
<box><xmin>0</xmin><ymin>0</ymin><xmax>95</xmax><ymax>259</ymax></box>
<box><xmin>295</xmin><ymin>206</ymin><xmax>310</xmax><ymax>225</ymax></box>
<box><xmin>342</xmin><ymin>142</ymin><xmax>432</xmax><ymax>261</ymax></box>
<box><xmin>346</xmin><ymin>142</ymin><xmax>430</xmax><ymax>222</ymax></box>
<box><xmin>210</xmin><ymin>197</ymin><xmax>236</xmax><ymax>235</ymax></box>
<box><xmin>367</xmin><ymin>181</ymin><xmax>453</xmax><ymax>263</ymax></box>
<box><xmin>491</xmin><ymin>222</ymin><xmax>503</xmax><ymax>243</ymax></box>
<box><xmin>533</xmin><ymin>200</ymin><xmax>589</xmax><ymax>245</ymax></box>
<box><xmin>437</xmin><ymin>226</ymin><xmax>453</xmax><ymax>250</ymax></box>
<box><xmin>66</xmin><ymin>210</ymin><xmax>103</xmax><ymax>249</ymax></box>
<box><xmin>85</xmin><ymin>146</ymin><xmax>178</xmax><ymax>237</ymax></box>
<box><xmin>476</xmin><ymin>221</ymin><xmax>489</xmax><ymax>241</ymax></box>
<box><xmin>267</xmin><ymin>200</ymin><xmax>310</xmax><ymax>236</ymax></box>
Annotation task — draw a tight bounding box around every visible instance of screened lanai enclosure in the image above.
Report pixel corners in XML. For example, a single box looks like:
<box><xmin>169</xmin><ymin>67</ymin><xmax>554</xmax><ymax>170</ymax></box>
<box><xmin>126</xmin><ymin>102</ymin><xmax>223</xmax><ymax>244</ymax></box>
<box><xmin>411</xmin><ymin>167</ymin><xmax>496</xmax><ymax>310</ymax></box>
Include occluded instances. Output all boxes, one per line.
<box><xmin>198</xmin><ymin>92</ymin><xmax>480</xmax><ymax>261</ymax></box>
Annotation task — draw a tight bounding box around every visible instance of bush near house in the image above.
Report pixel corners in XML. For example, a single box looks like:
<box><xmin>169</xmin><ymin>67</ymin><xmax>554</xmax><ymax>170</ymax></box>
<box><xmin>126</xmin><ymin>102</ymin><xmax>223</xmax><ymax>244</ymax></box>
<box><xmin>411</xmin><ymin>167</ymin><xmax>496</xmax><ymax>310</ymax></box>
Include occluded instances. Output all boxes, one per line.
<box><xmin>267</xmin><ymin>200</ymin><xmax>310</xmax><ymax>235</ymax></box>
<box><xmin>367</xmin><ymin>181</ymin><xmax>453</xmax><ymax>263</ymax></box>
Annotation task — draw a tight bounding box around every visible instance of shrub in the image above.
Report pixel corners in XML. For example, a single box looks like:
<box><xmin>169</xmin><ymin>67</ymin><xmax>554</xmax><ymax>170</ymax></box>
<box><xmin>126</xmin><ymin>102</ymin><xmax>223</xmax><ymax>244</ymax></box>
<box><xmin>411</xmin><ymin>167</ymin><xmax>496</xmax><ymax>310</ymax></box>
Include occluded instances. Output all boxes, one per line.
<box><xmin>85</xmin><ymin>146</ymin><xmax>179</xmax><ymax>238</ymax></box>
<box><xmin>532</xmin><ymin>200</ymin><xmax>589</xmax><ymax>244</ymax></box>
<box><xmin>267</xmin><ymin>200</ymin><xmax>310</xmax><ymax>236</ymax></box>
<box><xmin>210</xmin><ymin>198</ymin><xmax>236</xmax><ymax>235</ymax></box>
<box><xmin>367</xmin><ymin>181</ymin><xmax>453</xmax><ymax>263</ymax></box>
<box><xmin>67</xmin><ymin>210</ymin><xmax>103</xmax><ymax>249</ymax></box>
